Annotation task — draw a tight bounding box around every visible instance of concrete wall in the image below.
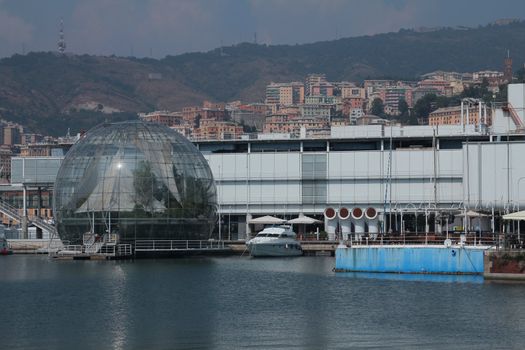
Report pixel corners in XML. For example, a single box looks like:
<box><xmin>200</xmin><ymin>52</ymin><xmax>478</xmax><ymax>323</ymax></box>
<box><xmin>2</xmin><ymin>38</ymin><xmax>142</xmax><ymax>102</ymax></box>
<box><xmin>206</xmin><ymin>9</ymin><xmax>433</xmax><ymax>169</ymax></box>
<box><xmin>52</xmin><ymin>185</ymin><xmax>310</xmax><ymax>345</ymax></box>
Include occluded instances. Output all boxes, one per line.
<box><xmin>205</xmin><ymin>144</ymin><xmax>466</xmax><ymax>214</ymax></box>
<box><xmin>203</xmin><ymin>140</ymin><xmax>525</xmax><ymax>216</ymax></box>
<box><xmin>463</xmin><ymin>141</ymin><xmax>525</xmax><ymax>211</ymax></box>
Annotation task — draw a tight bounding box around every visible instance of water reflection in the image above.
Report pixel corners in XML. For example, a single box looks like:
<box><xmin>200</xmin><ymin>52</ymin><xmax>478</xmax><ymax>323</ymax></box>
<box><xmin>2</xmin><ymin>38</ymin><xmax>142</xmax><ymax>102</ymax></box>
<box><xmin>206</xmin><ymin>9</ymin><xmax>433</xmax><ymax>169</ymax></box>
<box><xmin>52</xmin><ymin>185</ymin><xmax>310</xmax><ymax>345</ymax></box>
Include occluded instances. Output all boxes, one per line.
<box><xmin>121</xmin><ymin>259</ymin><xmax>217</xmax><ymax>349</ymax></box>
<box><xmin>336</xmin><ymin>271</ymin><xmax>484</xmax><ymax>284</ymax></box>
<box><xmin>2</xmin><ymin>255</ymin><xmax>525</xmax><ymax>350</ymax></box>
<box><xmin>108</xmin><ymin>265</ymin><xmax>127</xmax><ymax>350</ymax></box>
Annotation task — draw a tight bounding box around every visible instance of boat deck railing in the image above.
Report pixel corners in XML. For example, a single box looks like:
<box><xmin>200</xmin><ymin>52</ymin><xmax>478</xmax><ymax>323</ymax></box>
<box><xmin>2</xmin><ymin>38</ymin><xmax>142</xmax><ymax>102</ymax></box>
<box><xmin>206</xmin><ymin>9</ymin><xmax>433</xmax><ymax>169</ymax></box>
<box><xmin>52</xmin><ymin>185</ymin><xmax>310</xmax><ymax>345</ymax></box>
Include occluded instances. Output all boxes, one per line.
<box><xmin>134</xmin><ymin>240</ymin><xmax>226</xmax><ymax>252</ymax></box>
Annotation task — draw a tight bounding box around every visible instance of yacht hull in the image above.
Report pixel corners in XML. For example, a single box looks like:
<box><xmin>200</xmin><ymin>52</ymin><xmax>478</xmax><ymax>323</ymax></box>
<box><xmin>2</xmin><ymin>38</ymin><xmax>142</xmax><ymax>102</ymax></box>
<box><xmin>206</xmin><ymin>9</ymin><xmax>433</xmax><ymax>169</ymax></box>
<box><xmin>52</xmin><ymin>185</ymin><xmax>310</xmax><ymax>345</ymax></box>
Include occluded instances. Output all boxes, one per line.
<box><xmin>248</xmin><ymin>242</ymin><xmax>303</xmax><ymax>257</ymax></box>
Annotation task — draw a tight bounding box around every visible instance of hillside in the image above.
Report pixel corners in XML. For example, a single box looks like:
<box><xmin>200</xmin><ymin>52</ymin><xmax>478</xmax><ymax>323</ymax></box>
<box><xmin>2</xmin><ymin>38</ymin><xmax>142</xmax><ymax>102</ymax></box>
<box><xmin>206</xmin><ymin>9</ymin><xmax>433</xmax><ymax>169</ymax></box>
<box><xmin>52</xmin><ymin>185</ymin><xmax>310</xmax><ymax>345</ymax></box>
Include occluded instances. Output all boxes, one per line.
<box><xmin>1</xmin><ymin>21</ymin><xmax>525</xmax><ymax>136</ymax></box>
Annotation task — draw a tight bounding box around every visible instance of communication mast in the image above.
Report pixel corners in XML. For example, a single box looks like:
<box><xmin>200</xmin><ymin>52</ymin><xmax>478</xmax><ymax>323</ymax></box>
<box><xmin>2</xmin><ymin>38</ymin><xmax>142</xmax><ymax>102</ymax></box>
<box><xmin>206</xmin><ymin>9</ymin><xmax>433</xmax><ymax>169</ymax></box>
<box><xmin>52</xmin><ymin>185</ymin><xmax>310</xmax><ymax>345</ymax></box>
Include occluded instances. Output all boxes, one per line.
<box><xmin>58</xmin><ymin>18</ymin><xmax>66</xmax><ymax>54</ymax></box>
<box><xmin>504</xmin><ymin>49</ymin><xmax>512</xmax><ymax>83</ymax></box>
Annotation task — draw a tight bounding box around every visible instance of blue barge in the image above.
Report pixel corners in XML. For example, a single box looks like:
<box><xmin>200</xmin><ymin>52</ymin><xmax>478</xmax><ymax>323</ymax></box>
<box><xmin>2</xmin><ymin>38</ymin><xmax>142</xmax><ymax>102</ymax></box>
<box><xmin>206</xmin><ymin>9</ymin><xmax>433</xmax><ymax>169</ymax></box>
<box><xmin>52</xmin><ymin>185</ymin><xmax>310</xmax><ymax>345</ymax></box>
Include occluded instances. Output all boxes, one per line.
<box><xmin>335</xmin><ymin>244</ymin><xmax>489</xmax><ymax>275</ymax></box>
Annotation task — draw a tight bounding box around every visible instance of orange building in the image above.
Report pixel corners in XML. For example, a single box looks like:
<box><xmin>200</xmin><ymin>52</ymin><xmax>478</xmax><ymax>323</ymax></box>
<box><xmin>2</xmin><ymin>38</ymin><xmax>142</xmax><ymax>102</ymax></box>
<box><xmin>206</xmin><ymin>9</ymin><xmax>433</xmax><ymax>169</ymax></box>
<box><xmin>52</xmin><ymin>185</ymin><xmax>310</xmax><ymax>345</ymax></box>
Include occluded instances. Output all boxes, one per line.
<box><xmin>418</xmin><ymin>80</ymin><xmax>454</xmax><ymax>97</ymax></box>
<box><xmin>342</xmin><ymin>97</ymin><xmax>364</xmax><ymax>117</ymax></box>
<box><xmin>263</xmin><ymin>114</ymin><xmax>329</xmax><ymax>135</ymax></box>
<box><xmin>341</xmin><ymin>86</ymin><xmax>365</xmax><ymax>99</ymax></box>
<box><xmin>182</xmin><ymin>102</ymin><xmax>229</xmax><ymax>124</ymax></box>
<box><xmin>193</xmin><ymin>119</ymin><xmax>244</xmax><ymax>140</ymax></box>
<box><xmin>428</xmin><ymin>105</ymin><xmax>491</xmax><ymax>126</ymax></box>
<box><xmin>140</xmin><ymin>111</ymin><xmax>183</xmax><ymax>127</ymax></box>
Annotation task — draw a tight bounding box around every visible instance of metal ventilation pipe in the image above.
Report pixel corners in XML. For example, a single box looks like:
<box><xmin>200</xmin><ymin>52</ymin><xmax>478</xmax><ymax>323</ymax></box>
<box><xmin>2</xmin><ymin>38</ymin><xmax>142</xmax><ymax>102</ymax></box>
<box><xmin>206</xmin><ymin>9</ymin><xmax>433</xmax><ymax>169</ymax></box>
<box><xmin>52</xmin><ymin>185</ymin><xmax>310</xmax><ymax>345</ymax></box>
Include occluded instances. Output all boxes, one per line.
<box><xmin>352</xmin><ymin>207</ymin><xmax>365</xmax><ymax>241</ymax></box>
<box><xmin>324</xmin><ymin>207</ymin><xmax>338</xmax><ymax>241</ymax></box>
<box><xmin>366</xmin><ymin>207</ymin><xmax>379</xmax><ymax>240</ymax></box>
<box><xmin>338</xmin><ymin>207</ymin><xmax>351</xmax><ymax>240</ymax></box>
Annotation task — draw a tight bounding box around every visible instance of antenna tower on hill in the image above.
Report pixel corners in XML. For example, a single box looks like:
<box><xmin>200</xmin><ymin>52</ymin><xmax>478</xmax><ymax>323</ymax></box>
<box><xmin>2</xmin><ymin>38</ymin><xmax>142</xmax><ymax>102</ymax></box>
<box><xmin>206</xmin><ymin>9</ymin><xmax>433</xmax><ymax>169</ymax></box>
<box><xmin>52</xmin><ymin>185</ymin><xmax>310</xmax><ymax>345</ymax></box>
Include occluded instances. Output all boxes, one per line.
<box><xmin>58</xmin><ymin>18</ymin><xmax>66</xmax><ymax>54</ymax></box>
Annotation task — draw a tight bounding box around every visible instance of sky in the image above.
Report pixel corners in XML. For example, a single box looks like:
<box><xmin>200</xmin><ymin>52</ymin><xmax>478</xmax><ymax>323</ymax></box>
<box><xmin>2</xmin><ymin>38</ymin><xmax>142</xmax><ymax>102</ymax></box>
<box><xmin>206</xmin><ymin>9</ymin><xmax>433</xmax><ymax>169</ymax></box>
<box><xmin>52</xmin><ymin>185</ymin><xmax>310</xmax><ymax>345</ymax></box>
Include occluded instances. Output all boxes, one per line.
<box><xmin>0</xmin><ymin>0</ymin><xmax>524</xmax><ymax>59</ymax></box>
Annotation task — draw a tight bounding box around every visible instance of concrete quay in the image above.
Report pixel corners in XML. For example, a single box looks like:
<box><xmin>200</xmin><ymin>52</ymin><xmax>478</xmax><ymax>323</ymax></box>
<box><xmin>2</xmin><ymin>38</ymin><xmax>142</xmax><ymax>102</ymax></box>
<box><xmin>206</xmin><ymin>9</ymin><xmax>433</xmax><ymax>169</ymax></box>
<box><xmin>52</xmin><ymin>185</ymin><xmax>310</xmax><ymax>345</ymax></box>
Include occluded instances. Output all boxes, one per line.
<box><xmin>7</xmin><ymin>239</ymin><xmax>338</xmax><ymax>257</ymax></box>
<box><xmin>483</xmin><ymin>250</ymin><xmax>525</xmax><ymax>281</ymax></box>
<box><xmin>7</xmin><ymin>239</ymin><xmax>56</xmax><ymax>254</ymax></box>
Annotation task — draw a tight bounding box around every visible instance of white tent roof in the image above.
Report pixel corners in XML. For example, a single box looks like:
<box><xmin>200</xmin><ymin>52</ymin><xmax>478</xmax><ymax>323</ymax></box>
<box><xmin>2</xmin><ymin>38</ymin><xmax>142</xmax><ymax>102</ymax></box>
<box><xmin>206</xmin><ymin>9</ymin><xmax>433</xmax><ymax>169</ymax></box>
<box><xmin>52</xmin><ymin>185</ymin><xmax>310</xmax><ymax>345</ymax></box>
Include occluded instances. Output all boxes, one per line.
<box><xmin>503</xmin><ymin>210</ymin><xmax>525</xmax><ymax>221</ymax></box>
<box><xmin>248</xmin><ymin>215</ymin><xmax>286</xmax><ymax>224</ymax></box>
<box><xmin>464</xmin><ymin>210</ymin><xmax>491</xmax><ymax>217</ymax></box>
<box><xmin>286</xmin><ymin>216</ymin><xmax>322</xmax><ymax>224</ymax></box>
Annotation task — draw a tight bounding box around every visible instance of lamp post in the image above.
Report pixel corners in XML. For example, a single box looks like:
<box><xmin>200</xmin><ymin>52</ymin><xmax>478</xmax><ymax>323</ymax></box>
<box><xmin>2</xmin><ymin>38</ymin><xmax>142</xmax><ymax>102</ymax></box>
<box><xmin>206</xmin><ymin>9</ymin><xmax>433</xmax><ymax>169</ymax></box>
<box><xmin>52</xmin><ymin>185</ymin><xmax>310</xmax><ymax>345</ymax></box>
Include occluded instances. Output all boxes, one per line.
<box><xmin>516</xmin><ymin>176</ymin><xmax>525</xmax><ymax>242</ymax></box>
<box><xmin>218</xmin><ymin>164</ymin><xmax>221</xmax><ymax>242</ymax></box>
<box><xmin>116</xmin><ymin>162</ymin><xmax>122</xmax><ymax>240</ymax></box>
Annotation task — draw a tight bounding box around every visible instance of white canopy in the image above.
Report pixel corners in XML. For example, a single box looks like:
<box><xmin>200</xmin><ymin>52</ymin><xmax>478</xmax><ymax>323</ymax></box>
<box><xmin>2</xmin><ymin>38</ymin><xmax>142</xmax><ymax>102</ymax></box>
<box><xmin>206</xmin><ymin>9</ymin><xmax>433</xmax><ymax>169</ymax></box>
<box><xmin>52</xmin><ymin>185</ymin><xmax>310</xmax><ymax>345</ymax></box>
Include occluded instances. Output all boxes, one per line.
<box><xmin>248</xmin><ymin>215</ymin><xmax>286</xmax><ymax>225</ymax></box>
<box><xmin>464</xmin><ymin>210</ymin><xmax>491</xmax><ymax>217</ymax></box>
<box><xmin>286</xmin><ymin>216</ymin><xmax>322</xmax><ymax>225</ymax></box>
<box><xmin>502</xmin><ymin>210</ymin><xmax>525</xmax><ymax>221</ymax></box>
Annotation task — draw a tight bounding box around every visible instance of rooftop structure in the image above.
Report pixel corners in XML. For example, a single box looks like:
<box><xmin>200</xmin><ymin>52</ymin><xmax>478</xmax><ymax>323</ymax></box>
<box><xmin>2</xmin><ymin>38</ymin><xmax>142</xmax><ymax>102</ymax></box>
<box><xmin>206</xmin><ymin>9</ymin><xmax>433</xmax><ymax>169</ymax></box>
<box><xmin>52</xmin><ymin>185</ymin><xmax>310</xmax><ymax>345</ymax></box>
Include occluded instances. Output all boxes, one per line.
<box><xmin>429</xmin><ymin>100</ymin><xmax>491</xmax><ymax>127</ymax></box>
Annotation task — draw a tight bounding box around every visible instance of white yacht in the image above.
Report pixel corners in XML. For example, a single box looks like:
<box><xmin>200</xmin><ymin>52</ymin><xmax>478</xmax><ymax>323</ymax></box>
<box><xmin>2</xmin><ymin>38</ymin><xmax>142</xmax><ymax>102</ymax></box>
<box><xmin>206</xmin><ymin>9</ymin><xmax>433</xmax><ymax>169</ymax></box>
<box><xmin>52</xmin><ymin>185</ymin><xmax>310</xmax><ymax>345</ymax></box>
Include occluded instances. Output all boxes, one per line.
<box><xmin>246</xmin><ymin>225</ymin><xmax>303</xmax><ymax>257</ymax></box>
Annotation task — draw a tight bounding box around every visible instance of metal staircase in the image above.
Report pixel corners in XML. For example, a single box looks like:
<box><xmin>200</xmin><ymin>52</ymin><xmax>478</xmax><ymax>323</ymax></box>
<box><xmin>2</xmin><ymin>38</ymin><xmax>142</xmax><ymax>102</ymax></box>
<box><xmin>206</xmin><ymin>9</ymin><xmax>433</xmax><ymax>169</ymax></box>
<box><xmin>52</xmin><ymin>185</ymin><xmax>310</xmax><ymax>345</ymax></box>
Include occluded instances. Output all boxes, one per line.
<box><xmin>503</xmin><ymin>103</ymin><xmax>524</xmax><ymax>128</ymax></box>
<box><xmin>0</xmin><ymin>198</ymin><xmax>57</xmax><ymax>236</ymax></box>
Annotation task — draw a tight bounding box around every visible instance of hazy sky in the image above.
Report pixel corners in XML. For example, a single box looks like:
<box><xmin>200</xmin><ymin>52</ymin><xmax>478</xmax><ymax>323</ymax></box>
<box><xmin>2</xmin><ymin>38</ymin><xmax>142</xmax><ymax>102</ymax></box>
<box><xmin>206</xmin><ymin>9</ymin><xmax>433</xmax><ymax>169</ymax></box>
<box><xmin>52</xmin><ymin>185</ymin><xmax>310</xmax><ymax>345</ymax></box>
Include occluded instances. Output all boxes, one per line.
<box><xmin>0</xmin><ymin>0</ymin><xmax>524</xmax><ymax>58</ymax></box>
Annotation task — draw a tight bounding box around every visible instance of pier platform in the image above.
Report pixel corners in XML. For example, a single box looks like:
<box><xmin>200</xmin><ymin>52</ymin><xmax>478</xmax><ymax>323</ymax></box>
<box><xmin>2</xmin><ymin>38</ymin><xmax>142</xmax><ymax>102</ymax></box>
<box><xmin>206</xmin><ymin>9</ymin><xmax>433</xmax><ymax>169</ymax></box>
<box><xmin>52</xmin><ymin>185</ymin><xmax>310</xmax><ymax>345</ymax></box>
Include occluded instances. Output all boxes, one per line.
<box><xmin>7</xmin><ymin>239</ymin><xmax>341</xmax><ymax>257</ymax></box>
<box><xmin>335</xmin><ymin>244</ymin><xmax>489</xmax><ymax>275</ymax></box>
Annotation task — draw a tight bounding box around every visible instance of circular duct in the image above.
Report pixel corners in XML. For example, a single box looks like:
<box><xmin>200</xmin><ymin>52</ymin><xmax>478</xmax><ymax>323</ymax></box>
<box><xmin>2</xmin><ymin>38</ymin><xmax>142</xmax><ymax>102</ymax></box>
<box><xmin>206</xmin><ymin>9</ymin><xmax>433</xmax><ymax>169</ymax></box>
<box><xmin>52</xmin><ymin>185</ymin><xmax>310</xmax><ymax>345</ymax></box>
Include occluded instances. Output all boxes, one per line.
<box><xmin>324</xmin><ymin>207</ymin><xmax>337</xmax><ymax>220</ymax></box>
<box><xmin>338</xmin><ymin>207</ymin><xmax>350</xmax><ymax>220</ymax></box>
<box><xmin>365</xmin><ymin>207</ymin><xmax>378</xmax><ymax>220</ymax></box>
<box><xmin>351</xmin><ymin>208</ymin><xmax>364</xmax><ymax>220</ymax></box>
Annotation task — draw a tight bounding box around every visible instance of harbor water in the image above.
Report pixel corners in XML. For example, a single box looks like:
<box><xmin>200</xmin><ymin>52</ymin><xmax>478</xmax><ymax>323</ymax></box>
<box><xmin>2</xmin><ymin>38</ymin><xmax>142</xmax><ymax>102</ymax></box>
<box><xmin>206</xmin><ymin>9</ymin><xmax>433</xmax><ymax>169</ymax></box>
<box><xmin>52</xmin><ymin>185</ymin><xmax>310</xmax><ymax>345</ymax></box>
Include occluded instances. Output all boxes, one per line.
<box><xmin>1</xmin><ymin>255</ymin><xmax>525</xmax><ymax>349</ymax></box>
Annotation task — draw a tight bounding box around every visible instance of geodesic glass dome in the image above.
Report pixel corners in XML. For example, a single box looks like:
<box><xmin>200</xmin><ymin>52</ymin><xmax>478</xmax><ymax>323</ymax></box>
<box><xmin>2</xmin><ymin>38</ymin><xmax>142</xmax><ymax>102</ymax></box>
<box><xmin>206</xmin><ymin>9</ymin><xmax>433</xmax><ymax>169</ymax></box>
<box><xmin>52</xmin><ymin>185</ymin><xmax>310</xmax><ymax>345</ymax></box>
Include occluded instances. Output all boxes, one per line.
<box><xmin>53</xmin><ymin>121</ymin><xmax>217</xmax><ymax>244</ymax></box>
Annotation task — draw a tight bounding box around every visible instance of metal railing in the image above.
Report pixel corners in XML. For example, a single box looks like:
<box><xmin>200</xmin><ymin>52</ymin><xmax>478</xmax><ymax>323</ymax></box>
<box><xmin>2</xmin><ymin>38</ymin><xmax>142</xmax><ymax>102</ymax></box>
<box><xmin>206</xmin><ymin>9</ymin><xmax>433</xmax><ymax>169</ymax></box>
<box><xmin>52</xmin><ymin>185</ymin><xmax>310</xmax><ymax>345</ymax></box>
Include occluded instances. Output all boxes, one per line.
<box><xmin>0</xmin><ymin>199</ymin><xmax>20</xmax><ymax>221</ymax></box>
<box><xmin>134</xmin><ymin>240</ymin><xmax>226</xmax><ymax>251</ymax></box>
<box><xmin>51</xmin><ymin>243</ymin><xmax>133</xmax><ymax>257</ymax></box>
<box><xmin>99</xmin><ymin>244</ymin><xmax>133</xmax><ymax>256</ymax></box>
<box><xmin>338</xmin><ymin>233</ymin><xmax>499</xmax><ymax>247</ymax></box>
<box><xmin>0</xmin><ymin>198</ymin><xmax>57</xmax><ymax>235</ymax></box>
<box><xmin>58</xmin><ymin>245</ymin><xmax>84</xmax><ymax>254</ymax></box>
<box><xmin>29</xmin><ymin>216</ymin><xmax>57</xmax><ymax>235</ymax></box>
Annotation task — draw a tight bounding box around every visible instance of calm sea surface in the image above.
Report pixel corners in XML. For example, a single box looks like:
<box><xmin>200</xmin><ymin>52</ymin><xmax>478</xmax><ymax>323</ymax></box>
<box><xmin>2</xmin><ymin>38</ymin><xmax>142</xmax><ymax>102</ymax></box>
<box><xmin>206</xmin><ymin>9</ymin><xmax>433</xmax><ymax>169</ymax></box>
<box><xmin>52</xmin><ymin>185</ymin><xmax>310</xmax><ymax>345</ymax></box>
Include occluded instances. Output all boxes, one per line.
<box><xmin>1</xmin><ymin>255</ymin><xmax>524</xmax><ymax>349</ymax></box>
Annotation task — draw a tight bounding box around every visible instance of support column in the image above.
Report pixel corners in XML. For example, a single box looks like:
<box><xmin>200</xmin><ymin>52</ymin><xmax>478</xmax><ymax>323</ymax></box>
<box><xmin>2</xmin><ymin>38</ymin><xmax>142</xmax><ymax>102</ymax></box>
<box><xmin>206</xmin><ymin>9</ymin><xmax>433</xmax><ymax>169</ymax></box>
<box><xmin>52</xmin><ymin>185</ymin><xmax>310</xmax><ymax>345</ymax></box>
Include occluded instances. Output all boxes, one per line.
<box><xmin>461</xmin><ymin>100</ymin><xmax>464</xmax><ymax>131</ymax></box>
<box><xmin>22</xmin><ymin>185</ymin><xmax>28</xmax><ymax>239</ymax></box>
<box><xmin>37</xmin><ymin>187</ymin><xmax>42</xmax><ymax>218</ymax></box>
<box><xmin>246</xmin><ymin>213</ymin><xmax>252</xmax><ymax>240</ymax></box>
<box><xmin>425</xmin><ymin>210</ymin><xmax>429</xmax><ymax>244</ymax></box>
<box><xmin>400</xmin><ymin>211</ymin><xmax>404</xmax><ymax>235</ymax></box>
<box><xmin>478</xmin><ymin>101</ymin><xmax>482</xmax><ymax>130</ymax></box>
<box><xmin>425</xmin><ymin>210</ymin><xmax>429</xmax><ymax>234</ymax></box>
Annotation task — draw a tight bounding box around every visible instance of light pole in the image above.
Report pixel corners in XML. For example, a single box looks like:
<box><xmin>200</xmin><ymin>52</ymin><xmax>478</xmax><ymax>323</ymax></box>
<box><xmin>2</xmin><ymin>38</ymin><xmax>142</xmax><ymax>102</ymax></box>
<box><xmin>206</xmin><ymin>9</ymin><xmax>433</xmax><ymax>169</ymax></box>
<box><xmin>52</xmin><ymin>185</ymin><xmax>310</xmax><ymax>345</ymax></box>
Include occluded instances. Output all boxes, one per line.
<box><xmin>218</xmin><ymin>164</ymin><xmax>221</xmax><ymax>242</ymax></box>
<box><xmin>516</xmin><ymin>176</ymin><xmax>525</xmax><ymax>242</ymax></box>
<box><xmin>116</xmin><ymin>162</ymin><xmax>122</xmax><ymax>241</ymax></box>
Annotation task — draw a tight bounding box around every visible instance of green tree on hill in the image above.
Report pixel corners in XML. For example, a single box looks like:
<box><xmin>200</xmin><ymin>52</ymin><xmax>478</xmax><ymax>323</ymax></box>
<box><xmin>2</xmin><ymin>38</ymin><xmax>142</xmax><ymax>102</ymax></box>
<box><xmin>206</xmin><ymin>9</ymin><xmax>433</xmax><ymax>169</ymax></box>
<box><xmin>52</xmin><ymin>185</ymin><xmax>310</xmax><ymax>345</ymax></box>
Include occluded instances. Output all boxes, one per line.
<box><xmin>397</xmin><ymin>98</ymin><xmax>410</xmax><ymax>123</ymax></box>
<box><xmin>371</xmin><ymin>98</ymin><xmax>384</xmax><ymax>117</ymax></box>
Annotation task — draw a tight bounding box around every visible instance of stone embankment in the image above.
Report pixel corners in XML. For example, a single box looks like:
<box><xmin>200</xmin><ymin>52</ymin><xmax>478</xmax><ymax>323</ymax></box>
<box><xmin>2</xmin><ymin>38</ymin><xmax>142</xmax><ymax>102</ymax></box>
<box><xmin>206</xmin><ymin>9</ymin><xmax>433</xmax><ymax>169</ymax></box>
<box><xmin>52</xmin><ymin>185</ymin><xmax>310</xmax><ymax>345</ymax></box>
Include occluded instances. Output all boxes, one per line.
<box><xmin>484</xmin><ymin>250</ymin><xmax>525</xmax><ymax>281</ymax></box>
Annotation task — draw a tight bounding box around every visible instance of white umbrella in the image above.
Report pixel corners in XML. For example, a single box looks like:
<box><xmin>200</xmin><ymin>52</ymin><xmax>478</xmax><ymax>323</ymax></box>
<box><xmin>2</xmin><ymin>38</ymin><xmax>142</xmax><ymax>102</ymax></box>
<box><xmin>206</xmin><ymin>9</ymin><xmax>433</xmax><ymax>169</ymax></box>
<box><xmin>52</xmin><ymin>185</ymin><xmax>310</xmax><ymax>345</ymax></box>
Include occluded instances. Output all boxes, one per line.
<box><xmin>248</xmin><ymin>215</ymin><xmax>286</xmax><ymax>225</ymax></box>
<box><xmin>503</xmin><ymin>210</ymin><xmax>525</xmax><ymax>221</ymax></box>
<box><xmin>464</xmin><ymin>210</ymin><xmax>490</xmax><ymax>217</ymax></box>
<box><xmin>286</xmin><ymin>216</ymin><xmax>322</xmax><ymax>224</ymax></box>
<box><xmin>287</xmin><ymin>215</ymin><xmax>322</xmax><ymax>239</ymax></box>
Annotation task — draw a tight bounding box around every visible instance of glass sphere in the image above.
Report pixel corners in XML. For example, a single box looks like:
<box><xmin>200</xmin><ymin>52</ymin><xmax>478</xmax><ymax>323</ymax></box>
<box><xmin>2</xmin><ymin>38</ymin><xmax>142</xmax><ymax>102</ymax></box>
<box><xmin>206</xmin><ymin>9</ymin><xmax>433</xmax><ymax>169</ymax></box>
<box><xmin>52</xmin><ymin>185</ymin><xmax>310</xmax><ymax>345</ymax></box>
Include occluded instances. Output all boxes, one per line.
<box><xmin>54</xmin><ymin>121</ymin><xmax>217</xmax><ymax>244</ymax></box>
